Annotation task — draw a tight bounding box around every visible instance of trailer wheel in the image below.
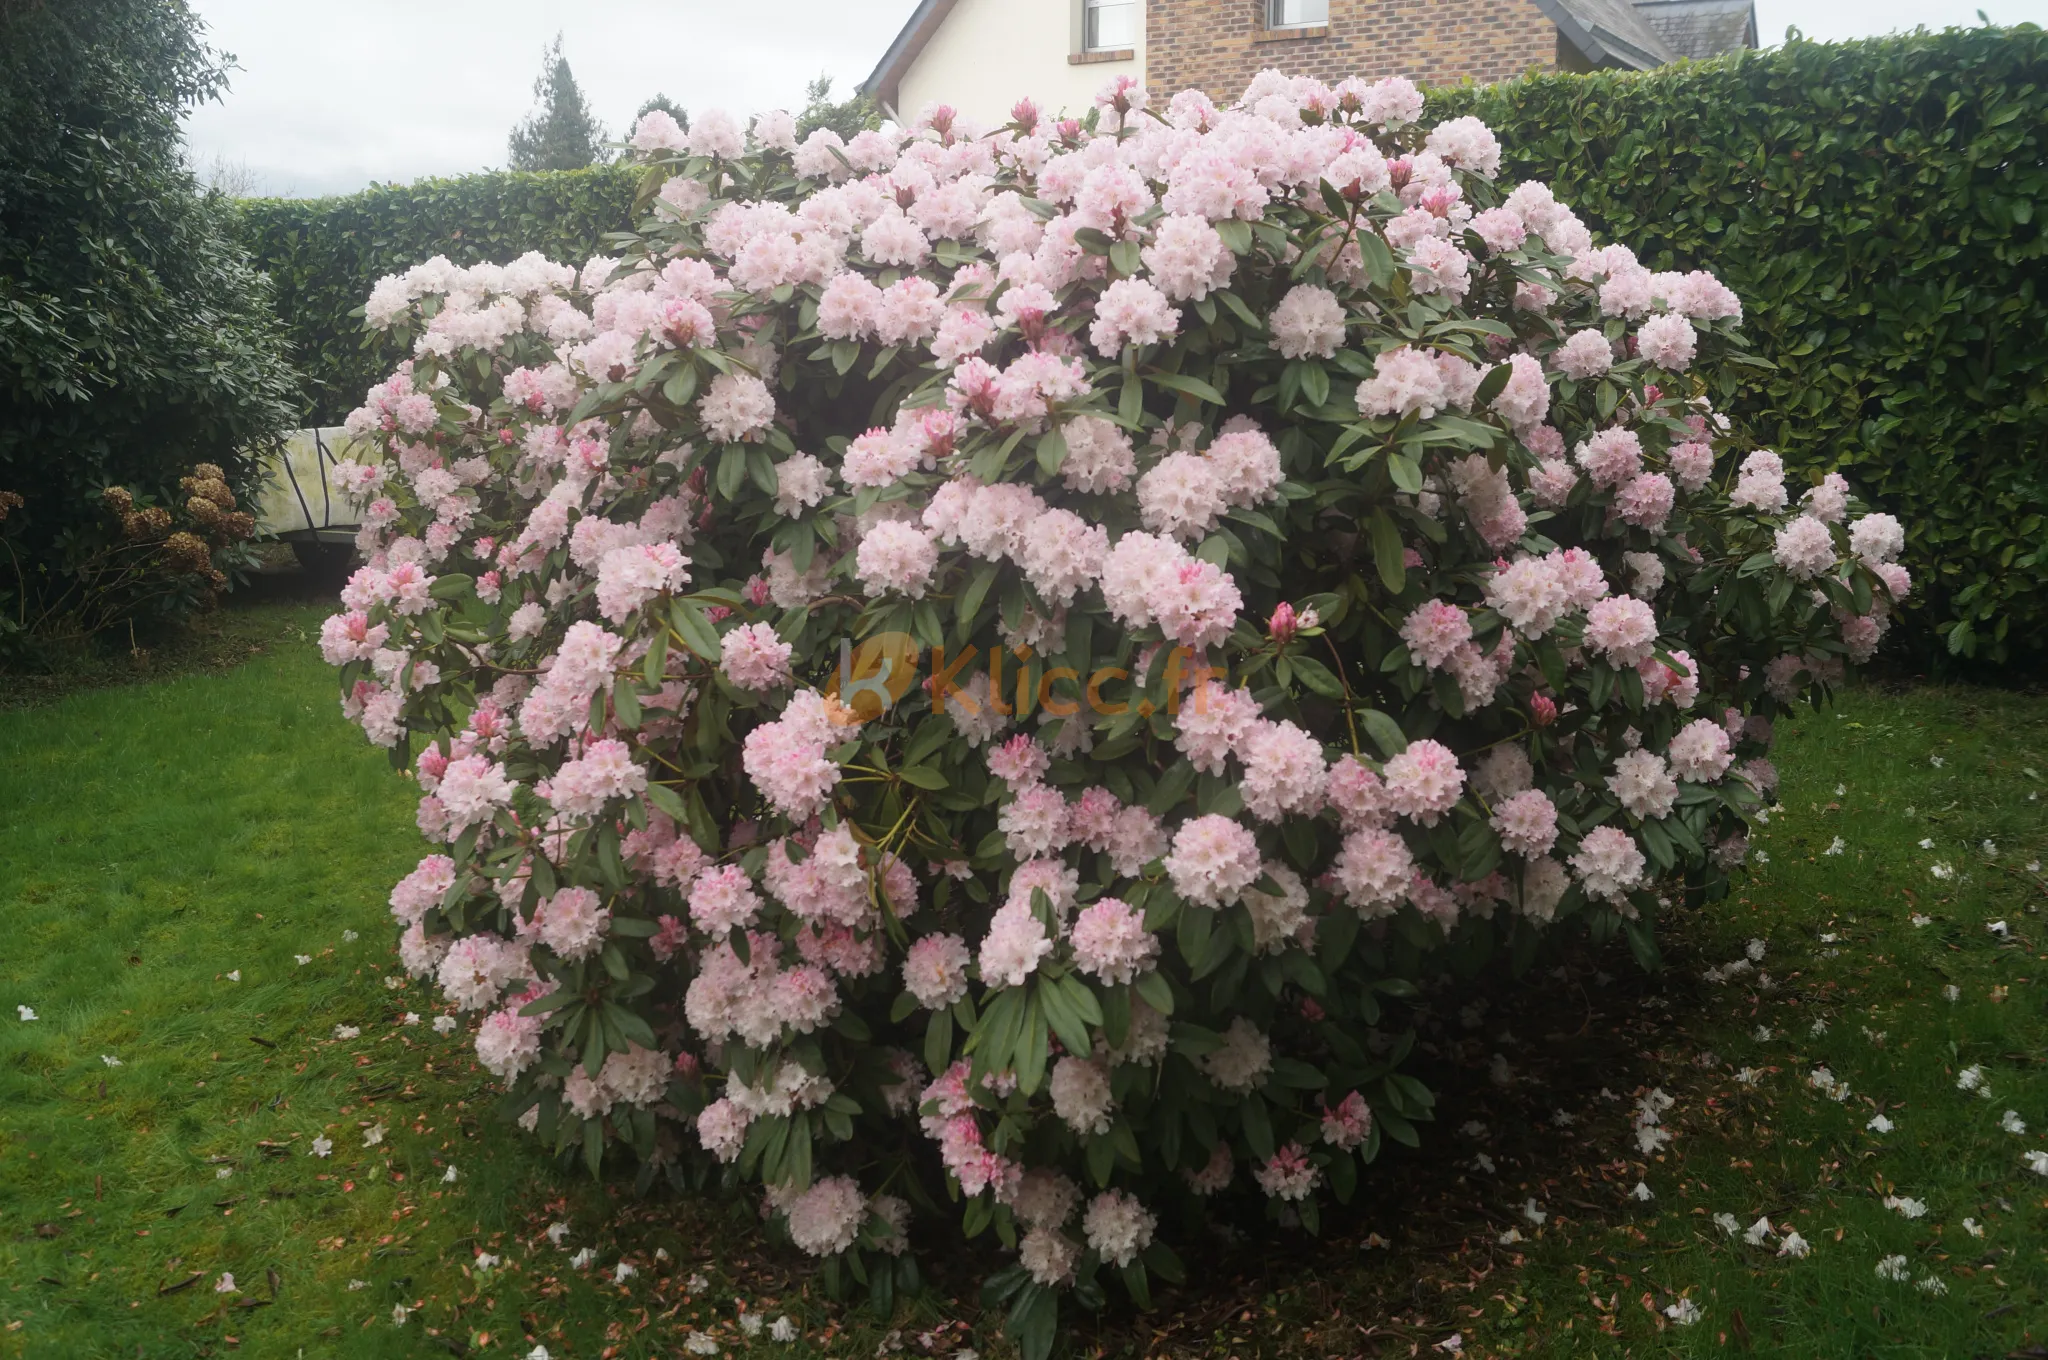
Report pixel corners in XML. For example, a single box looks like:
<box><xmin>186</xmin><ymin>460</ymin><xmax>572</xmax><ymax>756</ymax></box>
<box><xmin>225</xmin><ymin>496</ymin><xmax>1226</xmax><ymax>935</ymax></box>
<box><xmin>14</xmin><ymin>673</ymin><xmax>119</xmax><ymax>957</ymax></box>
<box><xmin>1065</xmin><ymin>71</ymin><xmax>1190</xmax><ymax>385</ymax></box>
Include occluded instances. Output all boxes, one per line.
<box><xmin>290</xmin><ymin>538</ymin><xmax>355</xmax><ymax>582</ymax></box>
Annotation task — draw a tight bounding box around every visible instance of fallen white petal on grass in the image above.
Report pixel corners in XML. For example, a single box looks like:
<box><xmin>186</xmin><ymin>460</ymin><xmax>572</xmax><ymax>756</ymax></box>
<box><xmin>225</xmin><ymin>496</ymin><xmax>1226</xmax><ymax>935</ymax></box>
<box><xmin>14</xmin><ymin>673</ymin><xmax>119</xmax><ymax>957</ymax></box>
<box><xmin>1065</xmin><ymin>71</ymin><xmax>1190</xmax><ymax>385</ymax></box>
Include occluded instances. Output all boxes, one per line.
<box><xmin>2024</xmin><ymin>1150</ymin><xmax>2048</xmax><ymax>1176</ymax></box>
<box><xmin>2001</xmin><ymin>1110</ymin><xmax>2028</xmax><ymax>1135</ymax></box>
<box><xmin>1736</xmin><ymin>1067</ymin><xmax>1763</xmax><ymax>1086</ymax></box>
<box><xmin>1930</xmin><ymin>862</ymin><xmax>1954</xmax><ymax>881</ymax></box>
<box><xmin>527</xmin><ymin>1348</ymin><xmax>552</xmax><ymax>1360</ymax></box>
<box><xmin>1808</xmin><ymin>1067</ymin><xmax>1851</xmax><ymax>1102</ymax></box>
<box><xmin>15</xmin><ymin>1006</ymin><xmax>35</xmax><ymax>1022</ymax></box>
<box><xmin>347</xmin><ymin>1279</ymin><xmax>367</xmax><ymax>1290</ymax></box>
<box><xmin>1630</xmin><ymin>1181</ymin><xmax>1655</xmax><ymax>1202</ymax></box>
<box><xmin>1472</xmin><ymin>1152</ymin><xmax>1497</xmax><ymax>1173</ymax></box>
<box><xmin>1743</xmin><ymin>1216</ymin><xmax>1773</xmax><ymax>1246</ymax></box>
<box><xmin>101</xmin><ymin>1054</ymin><xmax>121</xmax><ymax>1067</ymax></box>
<box><xmin>570</xmin><ymin>1247</ymin><xmax>596</xmax><ymax>1269</ymax></box>
<box><xmin>739</xmin><ymin>1313</ymin><xmax>764</xmax><ymax>1337</ymax></box>
<box><xmin>1883</xmin><ymin>1195</ymin><xmax>1928</xmax><ymax>1219</ymax></box>
<box><xmin>403</xmin><ymin>1012</ymin><xmax>420</xmax><ymax>1026</ymax></box>
<box><xmin>685</xmin><ymin>1333</ymin><xmax>719</xmax><ymax>1356</ymax></box>
<box><xmin>392</xmin><ymin>1303</ymin><xmax>411</xmax><ymax>1326</ymax></box>
<box><xmin>1713</xmin><ymin>1212</ymin><xmax>1742</xmax><ymax>1236</ymax></box>
<box><xmin>1777</xmin><ymin>1231</ymin><xmax>1811</xmax><ymax>1258</ymax></box>
<box><xmin>215</xmin><ymin>1167</ymin><xmax>232</xmax><ymax>1180</ymax></box>
<box><xmin>1497</xmin><ymin>1226</ymin><xmax>1524</xmax><ymax>1245</ymax></box>
<box><xmin>334</xmin><ymin>1024</ymin><xmax>360</xmax><ymax>1040</ymax></box>
<box><xmin>1916</xmin><ymin>1274</ymin><xmax>1948</xmax><ymax>1295</ymax></box>
<box><xmin>1963</xmin><ymin>1218</ymin><xmax>1986</xmax><ymax>1238</ymax></box>
<box><xmin>1876</xmin><ymin>1254</ymin><xmax>1910</xmax><ymax>1281</ymax></box>
<box><xmin>1911</xmin><ymin>913</ymin><xmax>1933</xmax><ymax>928</ymax></box>
<box><xmin>342</xmin><ymin>929</ymin><xmax>359</xmax><ymax>942</ymax></box>
<box><xmin>545</xmin><ymin>1222</ymin><xmax>570</xmax><ymax>1245</ymax></box>
<box><xmin>770</xmin><ymin>1316</ymin><xmax>798</xmax><ymax>1342</ymax></box>
<box><xmin>1867</xmin><ymin>1114</ymin><xmax>1894</xmax><ymax>1133</ymax></box>
<box><xmin>1958</xmin><ymin>1065</ymin><xmax>1990</xmax><ymax>1095</ymax></box>
<box><xmin>362</xmin><ymin>1123</ymin><xmax>386</xmax><ymax>1148</ymax></box>
<box><xmin>443</xmin><ymin>1165</ymin><xmax>459</xmax><ymax>1183</ymax></box>
<box><xmin>214</xmin><ymin>1273</ymin><xmax>235</xmax><ymax>1294</ymax></box>
<box><xmin>1663</xmin><ymin>1298</ymin><xmax>1702</xmax><ymax>1325</ymax></box>
<box><xmin>687</xmin><ymin>1272</ymin><xmax>710</xmax><ymax>1292</ymax></box>
<box><xmin>1987</xmin><ymin>920</ymin><xmax>2010</xmax><ymax>938</ymax></box>
<box><xmin>310</xmin><ymin>1135</ymin><xmax>333</xmax><ymax>1157</ymax></box>
<box><xmin>294</xmin><ymin>954</ymin><xmax>312</xmax><ymax>966</ymax></box>
<box><xmin>432</xmin><ymin>1015</ymin><xmax>457</xmax><ymax>1035</ymax></box>
<box><xmin>1944</xmin><ymin>984</ymin><xmax>1962</xmax><ymax>1002</ymax></box>
<box><xmin>1918</xmin><ymin>838</ymin><xmax>1936</xmax><ymax>850</ymax></box>
<box><xmin>614</xmin><ymin>1261</ymin><xmax>638</xmax><ymax>1284</ymax></box>
<box><xmin>1522</xmin><ymin>1198</ymin><xmax>1548</xmax><ymax>1226</ymax></box>
<box><xmin>1824</xmin><ymin>836</ymin><xmax>1846</xmax><ymax>856</ymax></box>
<box><xmin>225</xmin><ymin>971</ymin><xmax>240</xmax><ymax>982</ymax></box>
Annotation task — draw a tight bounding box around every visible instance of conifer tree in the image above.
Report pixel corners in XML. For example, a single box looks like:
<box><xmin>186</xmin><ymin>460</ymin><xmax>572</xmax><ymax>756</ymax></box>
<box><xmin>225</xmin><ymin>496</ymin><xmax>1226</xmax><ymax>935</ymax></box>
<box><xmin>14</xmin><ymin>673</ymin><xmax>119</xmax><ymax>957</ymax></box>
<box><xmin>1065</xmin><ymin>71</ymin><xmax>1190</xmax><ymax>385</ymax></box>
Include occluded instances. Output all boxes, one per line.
<box><xmin>507</xmin><ymin>34</ymin><xmax>607</xmax><ymax>171</ymax></box>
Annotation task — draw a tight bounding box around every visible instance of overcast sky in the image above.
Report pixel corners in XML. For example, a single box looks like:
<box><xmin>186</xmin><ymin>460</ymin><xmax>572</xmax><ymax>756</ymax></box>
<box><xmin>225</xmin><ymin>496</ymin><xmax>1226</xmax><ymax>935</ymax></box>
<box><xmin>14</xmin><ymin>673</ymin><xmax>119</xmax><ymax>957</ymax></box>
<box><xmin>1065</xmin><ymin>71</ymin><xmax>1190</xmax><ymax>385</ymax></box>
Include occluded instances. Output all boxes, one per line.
<box><xmin>181</xmin><ymin>0</ymin><xmax>2047</xmax><ymax>198</ymax></box>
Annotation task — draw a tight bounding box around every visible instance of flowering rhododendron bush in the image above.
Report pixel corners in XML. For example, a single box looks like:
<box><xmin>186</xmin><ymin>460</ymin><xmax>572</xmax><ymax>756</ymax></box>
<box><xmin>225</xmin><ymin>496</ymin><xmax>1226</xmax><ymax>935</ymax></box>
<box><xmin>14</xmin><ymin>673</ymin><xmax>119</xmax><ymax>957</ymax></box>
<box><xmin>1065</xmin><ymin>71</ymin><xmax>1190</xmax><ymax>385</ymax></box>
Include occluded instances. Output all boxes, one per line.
<box><xmin>323</xmin><ymin>72</ymin><xmax>1910</xmax><ymax>1351</ymax></box>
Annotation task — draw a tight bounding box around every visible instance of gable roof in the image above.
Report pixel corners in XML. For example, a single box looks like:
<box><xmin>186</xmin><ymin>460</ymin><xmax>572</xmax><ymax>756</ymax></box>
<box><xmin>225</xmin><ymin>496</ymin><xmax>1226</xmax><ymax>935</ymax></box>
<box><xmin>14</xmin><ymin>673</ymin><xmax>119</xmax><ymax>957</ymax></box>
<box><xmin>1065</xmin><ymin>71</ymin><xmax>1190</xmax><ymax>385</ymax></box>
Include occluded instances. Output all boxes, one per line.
<box><xmin>1530</xmin><ymin>0</ymin><xmax>1678</xmax><ymax>69</ymax></box>
<box><xmin>1631</xmin><ymin>0</ymin><xmax>1757</xmax><ymax>59</ymax></box>
<box><xmin>861</xmin><ymin>0</ymin><xmax>960</xmax><ymax>116</ymax></box>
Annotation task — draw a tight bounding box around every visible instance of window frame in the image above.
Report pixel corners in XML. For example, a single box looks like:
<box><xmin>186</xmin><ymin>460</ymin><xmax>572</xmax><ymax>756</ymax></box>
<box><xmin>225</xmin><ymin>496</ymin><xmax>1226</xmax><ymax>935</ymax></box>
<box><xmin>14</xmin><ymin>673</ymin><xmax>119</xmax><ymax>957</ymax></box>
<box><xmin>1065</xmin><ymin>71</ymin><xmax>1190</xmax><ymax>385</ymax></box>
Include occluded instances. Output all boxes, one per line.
<box><xmin>1266</xmin><ymin>0</ymin><xmax>1329</xmax><ymax>30</ymax></box>
<box><xmin>1081</xmin><ymin>0</ymin><xmax>1139</xmax><ymax>52</ymax></box>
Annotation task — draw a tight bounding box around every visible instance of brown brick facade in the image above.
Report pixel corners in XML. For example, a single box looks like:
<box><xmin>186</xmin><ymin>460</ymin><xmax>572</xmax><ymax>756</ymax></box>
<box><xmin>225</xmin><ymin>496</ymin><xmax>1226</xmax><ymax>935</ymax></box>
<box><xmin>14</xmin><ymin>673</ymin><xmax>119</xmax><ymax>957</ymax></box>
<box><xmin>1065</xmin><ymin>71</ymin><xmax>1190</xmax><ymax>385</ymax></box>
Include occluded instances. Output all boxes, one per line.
<box><xmin>1145</xmin><ymin>0</ymin><xmax>1557</xmax><ymax>103</ymax></box>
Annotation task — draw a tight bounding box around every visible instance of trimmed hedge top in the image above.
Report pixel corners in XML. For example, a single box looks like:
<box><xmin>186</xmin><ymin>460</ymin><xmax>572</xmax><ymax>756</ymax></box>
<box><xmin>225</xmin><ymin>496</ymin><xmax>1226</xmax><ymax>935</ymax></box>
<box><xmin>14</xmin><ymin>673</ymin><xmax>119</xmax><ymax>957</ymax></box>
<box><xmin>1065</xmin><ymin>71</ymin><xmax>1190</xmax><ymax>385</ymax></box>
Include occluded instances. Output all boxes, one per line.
<box><xmin>1432</xmin><ymin>26</ymin><xmax>2048</xmax><ymax>663</ymax></box>
<box><xmin>236</xmin><ymin>167</ymin><xmax>638</xmax><ymax>427</ymax></box>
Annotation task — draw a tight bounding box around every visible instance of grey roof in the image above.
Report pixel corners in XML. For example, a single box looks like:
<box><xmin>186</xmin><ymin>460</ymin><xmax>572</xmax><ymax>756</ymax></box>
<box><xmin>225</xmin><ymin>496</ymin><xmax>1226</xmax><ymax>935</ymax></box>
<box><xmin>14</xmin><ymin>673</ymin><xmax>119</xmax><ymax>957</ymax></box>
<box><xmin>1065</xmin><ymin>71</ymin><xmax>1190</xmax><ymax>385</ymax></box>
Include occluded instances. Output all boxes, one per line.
<box><xmin>1630</xmin><ymin>0</ymin><xmax>1757</xmax><ymax>59</ymax></box>
<box><xmin>1530</xmin><ymin>0</ymin><xmax>1678</xmax><ymax>69</ymax></box>
<box><xmin>860</xmin><ymin>0</ymin><xmax>959</xmax><ymax>117</ymax></box>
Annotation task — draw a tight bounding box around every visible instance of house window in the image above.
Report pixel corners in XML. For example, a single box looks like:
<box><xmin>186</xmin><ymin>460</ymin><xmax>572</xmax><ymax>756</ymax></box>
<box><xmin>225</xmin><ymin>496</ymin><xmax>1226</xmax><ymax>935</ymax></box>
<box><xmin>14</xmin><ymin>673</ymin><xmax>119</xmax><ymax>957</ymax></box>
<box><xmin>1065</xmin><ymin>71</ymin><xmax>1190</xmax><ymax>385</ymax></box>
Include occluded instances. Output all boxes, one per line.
<box><xmin>1084</xmin><ymin>0</ymin><xmax>1137</xmax><ymax>50</ymax></box>
<box><xmin>1268</xmin><ymin>0</ymin><xmax>1328</xmax><ymax>27</ymax></box>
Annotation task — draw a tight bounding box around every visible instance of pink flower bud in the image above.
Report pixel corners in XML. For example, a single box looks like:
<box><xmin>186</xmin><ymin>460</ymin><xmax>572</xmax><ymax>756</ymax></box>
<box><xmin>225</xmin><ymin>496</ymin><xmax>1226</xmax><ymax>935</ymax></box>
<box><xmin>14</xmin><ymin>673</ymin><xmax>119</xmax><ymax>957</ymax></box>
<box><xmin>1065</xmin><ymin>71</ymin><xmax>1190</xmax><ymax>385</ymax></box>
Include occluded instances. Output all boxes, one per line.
<box><xmin>705</xmin><ymin>604</ymin><xmax>733</xmax><ymax>623</ymax></box>
<box><xmin>1010</xmin><ymin>98</ymin><xmax>1039</xmax><ymax>132</ymax></box>
<box><xmin>1267</xmin><ymin>600</ymin><xmax>1300</xmax><ymax>643</ymax></box>
<box><xmin>1529</xmin><ymin>693</ymin><xmax>1558</xmax><ymax>727</ymax></box>
<box><xmin>744</xmin><ymin>575</ymin><xmax>771</xmax><ymax>607</ymax></box>
<box><xmin>1387</xmin><ymin>156</ymin><xmax>1414</xmax><ymax>191</ymax></box>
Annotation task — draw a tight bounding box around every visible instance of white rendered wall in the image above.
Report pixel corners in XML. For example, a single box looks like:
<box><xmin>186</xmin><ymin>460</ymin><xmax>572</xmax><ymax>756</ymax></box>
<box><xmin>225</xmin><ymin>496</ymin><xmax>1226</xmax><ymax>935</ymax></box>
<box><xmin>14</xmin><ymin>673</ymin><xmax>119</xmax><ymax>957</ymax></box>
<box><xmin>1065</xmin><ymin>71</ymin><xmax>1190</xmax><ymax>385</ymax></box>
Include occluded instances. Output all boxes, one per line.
<box><xmin>894</xmin><ymin>0</ymin><xmax>1145</xmax><ymax>128</ymax></box>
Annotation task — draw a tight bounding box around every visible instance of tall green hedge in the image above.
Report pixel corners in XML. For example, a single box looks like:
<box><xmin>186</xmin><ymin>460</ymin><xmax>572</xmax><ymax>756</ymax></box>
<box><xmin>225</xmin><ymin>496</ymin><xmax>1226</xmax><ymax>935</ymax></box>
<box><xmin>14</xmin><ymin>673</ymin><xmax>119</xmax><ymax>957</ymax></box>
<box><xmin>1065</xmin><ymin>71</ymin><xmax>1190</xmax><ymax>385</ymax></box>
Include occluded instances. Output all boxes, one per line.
<box><xmin>1431</xmin><ymin>26</ymin><xmax>2048</xmax><ymax>665</ymax></box>
<box><xmin>235</xmin><ymin>167</ymin><xmax>637</xmax><ymax>426</ymax></box>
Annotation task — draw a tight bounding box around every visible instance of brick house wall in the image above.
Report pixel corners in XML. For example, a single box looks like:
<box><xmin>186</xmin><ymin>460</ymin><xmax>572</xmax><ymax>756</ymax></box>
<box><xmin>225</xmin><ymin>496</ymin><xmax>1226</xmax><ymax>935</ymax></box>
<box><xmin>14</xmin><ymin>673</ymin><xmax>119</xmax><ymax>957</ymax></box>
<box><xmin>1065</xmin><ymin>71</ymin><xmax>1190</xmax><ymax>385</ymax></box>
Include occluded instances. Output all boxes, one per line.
<box><xmin>1145</xmin><ymin>0</ymin><xmax>1557</xmax><ymax>102</ymax></box>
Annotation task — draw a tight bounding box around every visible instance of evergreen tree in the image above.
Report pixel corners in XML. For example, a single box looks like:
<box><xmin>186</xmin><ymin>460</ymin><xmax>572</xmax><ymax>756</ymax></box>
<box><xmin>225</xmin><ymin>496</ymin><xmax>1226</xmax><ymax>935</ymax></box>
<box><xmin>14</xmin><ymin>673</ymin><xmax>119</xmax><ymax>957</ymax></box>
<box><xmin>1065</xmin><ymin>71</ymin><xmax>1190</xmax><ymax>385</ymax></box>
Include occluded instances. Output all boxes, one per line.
<box><xmin>795</xmin><ymin>75</ymin><xmax>879</xmax><ymax>142</ymax></box>
<box><xmin>507</xmin><ymin>34</ymin><xmax>607</xmax><ymax>171</ymax></box>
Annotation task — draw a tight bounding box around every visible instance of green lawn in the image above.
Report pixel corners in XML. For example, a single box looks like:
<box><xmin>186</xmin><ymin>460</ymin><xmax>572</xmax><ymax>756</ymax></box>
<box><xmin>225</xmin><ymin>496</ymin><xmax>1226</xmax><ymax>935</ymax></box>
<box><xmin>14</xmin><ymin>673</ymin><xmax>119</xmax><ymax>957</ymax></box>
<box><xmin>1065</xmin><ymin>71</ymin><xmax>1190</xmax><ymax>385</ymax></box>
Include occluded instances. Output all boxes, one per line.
<box><xmin>3</xmin><ymin>608</ymin><xmax>2044</xmax><ymax>1358</ymax></box>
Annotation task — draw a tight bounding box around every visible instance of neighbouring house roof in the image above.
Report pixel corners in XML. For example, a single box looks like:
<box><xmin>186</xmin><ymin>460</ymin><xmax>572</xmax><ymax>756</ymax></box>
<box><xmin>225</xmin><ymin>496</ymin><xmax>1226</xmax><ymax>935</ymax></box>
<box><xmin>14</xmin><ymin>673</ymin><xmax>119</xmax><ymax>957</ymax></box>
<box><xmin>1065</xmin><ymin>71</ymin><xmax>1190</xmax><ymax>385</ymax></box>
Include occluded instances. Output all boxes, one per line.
<box><xmin>862</xmin><ymin>0</ymin><xmax>960</xmax><ymax>116</ymax></box>
<box><xmin>1530</xmin><ymin>0</ymin><xmax>1678</xmax><ymax>69</ymax></box>
<box><xmin>1631</xmin><ymin>0</ymin><xmax>1757</xmax><ymax>59</ymax></box>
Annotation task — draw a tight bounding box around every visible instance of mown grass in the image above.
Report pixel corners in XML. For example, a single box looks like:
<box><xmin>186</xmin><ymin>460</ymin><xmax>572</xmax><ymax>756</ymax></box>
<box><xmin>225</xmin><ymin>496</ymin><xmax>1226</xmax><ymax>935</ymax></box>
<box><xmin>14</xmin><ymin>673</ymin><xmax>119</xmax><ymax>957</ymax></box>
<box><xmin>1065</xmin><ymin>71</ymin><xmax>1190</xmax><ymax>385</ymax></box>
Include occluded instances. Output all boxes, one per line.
<box><xmin>2</xmin><ymin>611</ymin><xmax>2043</xmax><ymax>1358</ymax></box>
